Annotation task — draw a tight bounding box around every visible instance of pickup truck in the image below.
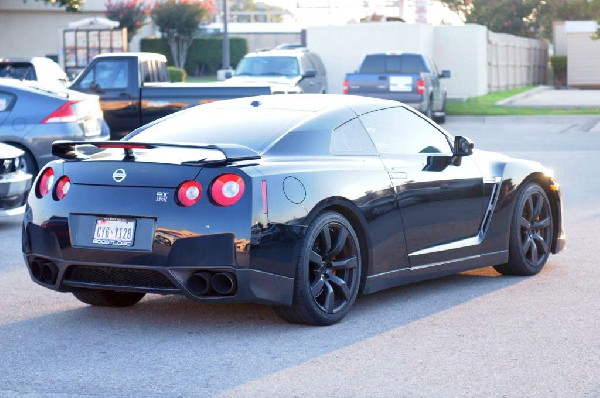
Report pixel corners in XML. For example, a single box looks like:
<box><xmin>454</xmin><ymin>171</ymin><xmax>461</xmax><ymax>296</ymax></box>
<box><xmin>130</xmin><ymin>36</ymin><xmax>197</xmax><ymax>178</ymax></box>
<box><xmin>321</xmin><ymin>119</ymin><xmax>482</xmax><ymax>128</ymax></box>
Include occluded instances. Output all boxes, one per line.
<box><xmin>69</xmin><ymin>52</ymin><xmax>271</xmax><ymax>138</ymax></box>
<box><xmin>343</xmin><ymin>52</ymin><xmax>450</xmax><ymax>123</ymax></box>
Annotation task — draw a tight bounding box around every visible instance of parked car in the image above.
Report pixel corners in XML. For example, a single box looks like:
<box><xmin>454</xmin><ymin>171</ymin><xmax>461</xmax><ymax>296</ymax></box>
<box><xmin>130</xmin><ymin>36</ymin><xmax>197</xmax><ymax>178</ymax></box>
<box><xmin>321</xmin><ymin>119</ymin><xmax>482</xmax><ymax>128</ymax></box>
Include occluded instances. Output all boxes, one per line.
<box><xmin>344</xmin><ymin>52</ymin><xmax>450</xmax><ymax>123</ymax></box>
<box><xmin>69</xmin><ymin>52</ymin><xmax>272</xmax><ymax>139</ymax></box>
<box><xmin>22</xmin><ymin>95</ymin><xmax>565</xmax><ymax>325</ymax></box>
<box><xmin>0</xmin><ymin>142</ymin><xmax>32</xmax><ymax>218</ymax></box>
<box><xmin>0</xmin><ymin>78</ymin><xmax>109</xmax><ymax>175</ymax></box>
<box><xmin>0</xmin><ymin>57</ymin><xmax>69</xmax><ymax>88</ymax></box>
<box><xmin>228</xmin><ymin>48</ymin><xmax>327</xmax><ymax>94</ymax></box>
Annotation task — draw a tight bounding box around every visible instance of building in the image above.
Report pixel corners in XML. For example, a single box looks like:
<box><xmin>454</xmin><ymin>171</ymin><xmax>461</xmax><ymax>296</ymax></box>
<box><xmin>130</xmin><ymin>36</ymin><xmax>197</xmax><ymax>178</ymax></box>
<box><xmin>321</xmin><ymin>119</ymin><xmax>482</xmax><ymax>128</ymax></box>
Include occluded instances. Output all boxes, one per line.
<box><xmin>554</xmin><ymin>21</ymin><xmax>600</xmax><ymax>88</ymax></box>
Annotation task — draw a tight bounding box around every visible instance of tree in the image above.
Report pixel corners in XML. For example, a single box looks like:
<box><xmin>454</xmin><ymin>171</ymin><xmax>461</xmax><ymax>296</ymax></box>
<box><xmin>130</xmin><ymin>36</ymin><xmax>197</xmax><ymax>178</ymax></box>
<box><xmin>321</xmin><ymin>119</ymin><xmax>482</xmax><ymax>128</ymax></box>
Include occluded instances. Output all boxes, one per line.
<box><xmin>440</xmin><ymin>0</ymin><xmax>600</xmax><ymax>39</ymax></box>
<box><xmin>151</xmin><ymin>0</ymin><xmax>214</xmax><ymax>68</ymax></box>
<box><xmin>105</xmin><ymin>0</ymin><xmax>150</xmax><ymax>43</ymax></box>
<box><xmin>33</xmin><ymin>0</ymin><xmax>85</xmax><ymax>11</ymax></box>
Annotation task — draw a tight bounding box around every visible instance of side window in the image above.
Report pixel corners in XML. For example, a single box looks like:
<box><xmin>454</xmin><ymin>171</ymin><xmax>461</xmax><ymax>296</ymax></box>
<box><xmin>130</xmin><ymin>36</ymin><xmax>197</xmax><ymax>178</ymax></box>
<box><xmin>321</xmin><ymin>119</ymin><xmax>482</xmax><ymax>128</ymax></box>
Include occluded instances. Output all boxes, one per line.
<box><xmin>300</xmin><ymin>55</ymin><xmax>315</xmax><ymax>73</ymax></box>
<box><xmin>140</xmin><ymin>61</ymin><xmax>150</xmax><ymax>83</ymax></box>
<box><xmin>309</xmin><ymin>54</ymin><xmax>326</xmax><ymax>76</ymax></box>
<box><xmin>360</xmin><ymin>107</ymin><xmax>452</xmax><ymax>155</ymax></box>
<box><xmin>331</xmin><ymin>118</ymin><xmax>377</xmax><ymax>156</ymax></box>
<box><xmin>79</xmin><ymin>59</ymin><xmax>129</xmax><ymax>90</ymax></box>
<box><xmin>0</xmin><ymin>92</ymin><xmax>16</xmax><ymax>112</ymax></box>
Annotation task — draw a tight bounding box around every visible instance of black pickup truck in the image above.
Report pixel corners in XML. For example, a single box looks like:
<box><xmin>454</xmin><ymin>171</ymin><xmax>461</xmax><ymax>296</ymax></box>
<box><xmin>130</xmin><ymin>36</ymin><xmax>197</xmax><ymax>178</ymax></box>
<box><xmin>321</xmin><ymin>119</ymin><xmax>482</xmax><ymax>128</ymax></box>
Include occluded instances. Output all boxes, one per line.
<box><xmin>69</xmin><ymin>52</ymin><xmax>271</xmax><ymax>138</ymax></box>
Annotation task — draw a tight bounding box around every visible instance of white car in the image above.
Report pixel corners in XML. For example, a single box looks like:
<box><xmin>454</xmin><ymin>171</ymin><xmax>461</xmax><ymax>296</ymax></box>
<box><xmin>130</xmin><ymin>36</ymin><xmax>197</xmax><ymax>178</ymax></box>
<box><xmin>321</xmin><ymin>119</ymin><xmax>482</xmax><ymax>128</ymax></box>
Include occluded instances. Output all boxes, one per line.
<box><xmin>0</xmin><ymin>142</ymin><xmax>32</xmax><ymax>218</ymax></box>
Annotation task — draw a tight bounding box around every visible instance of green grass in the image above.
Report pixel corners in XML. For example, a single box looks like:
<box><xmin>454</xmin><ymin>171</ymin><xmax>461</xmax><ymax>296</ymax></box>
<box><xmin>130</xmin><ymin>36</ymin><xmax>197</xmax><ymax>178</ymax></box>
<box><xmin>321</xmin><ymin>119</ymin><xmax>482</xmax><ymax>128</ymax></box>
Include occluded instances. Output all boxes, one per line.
<box><xmin>186</xmin><ymin>76</ymin><xmax>218</xmax><ymax>83</ymax></box>
<box><xmin>447</xmin><ymin>86</ymin><xmax>600</xmax><ymax>115</ymax></box>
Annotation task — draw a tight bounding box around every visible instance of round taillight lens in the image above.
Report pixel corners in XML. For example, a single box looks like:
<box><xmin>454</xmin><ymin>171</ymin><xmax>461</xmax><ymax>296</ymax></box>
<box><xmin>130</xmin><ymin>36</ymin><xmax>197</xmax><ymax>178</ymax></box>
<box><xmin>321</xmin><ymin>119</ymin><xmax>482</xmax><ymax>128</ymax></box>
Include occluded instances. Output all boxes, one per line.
<box><xmin>36</xmin><ymin>167</ymin><xmax>55</xmax><ymax>198</ymax></box>
<box><xmin>177</xmin><ymin>180</ymin><xmax>202</xmax><ymax>207</ymax></box>
<box><xmin>211</xmin><ymin>174</ymin><xmax>245</xmax><ymax>206</ymax></box>
<box><xmin>54</xmin><ymin>176</ymin><xmax>71</xmax><ymax>200</ymax></box>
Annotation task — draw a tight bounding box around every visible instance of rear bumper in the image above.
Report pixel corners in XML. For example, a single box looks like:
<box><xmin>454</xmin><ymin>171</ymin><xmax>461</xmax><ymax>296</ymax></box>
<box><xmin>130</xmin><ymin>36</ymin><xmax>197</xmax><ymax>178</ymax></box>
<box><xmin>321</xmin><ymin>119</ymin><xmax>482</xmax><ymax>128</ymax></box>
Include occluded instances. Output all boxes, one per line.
<box><xmin>23</xmin><ymin>254</ymin><xmax>294</xmax><ymax>306</ymax></box>
<box><xmin>0</xmin><ymin>171</ymin><xmax>32</xmax><ymax>217</ymax></box>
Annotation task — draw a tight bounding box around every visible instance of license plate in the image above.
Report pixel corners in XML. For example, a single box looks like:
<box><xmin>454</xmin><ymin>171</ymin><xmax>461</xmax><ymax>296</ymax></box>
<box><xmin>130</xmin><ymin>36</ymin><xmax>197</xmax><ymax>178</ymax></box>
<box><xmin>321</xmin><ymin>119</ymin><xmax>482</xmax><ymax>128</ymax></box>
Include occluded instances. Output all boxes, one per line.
<box><xmin>83</xmin><ymin>118</ymin><xmax>101</xmax><ymax>137</ymax></box>
<box><xmin>92</xmin><ymin>218</ymin><xmax>136</xmax><ymax>246</ymax></box>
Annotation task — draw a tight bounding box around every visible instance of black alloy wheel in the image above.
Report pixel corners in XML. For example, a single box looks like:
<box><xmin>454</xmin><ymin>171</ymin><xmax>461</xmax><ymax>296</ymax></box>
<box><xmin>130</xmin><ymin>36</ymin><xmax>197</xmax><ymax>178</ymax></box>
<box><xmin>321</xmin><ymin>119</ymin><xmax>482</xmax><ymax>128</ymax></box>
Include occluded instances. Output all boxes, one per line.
<box><xmin>274</xmin><ymin>211</ymin><xmax>361</xmax><ymax>325</ymax></box>
<box><xmin>495</xmin><ymin>182</ymin><xmax>553</xmax><ymax>276</ymax></box>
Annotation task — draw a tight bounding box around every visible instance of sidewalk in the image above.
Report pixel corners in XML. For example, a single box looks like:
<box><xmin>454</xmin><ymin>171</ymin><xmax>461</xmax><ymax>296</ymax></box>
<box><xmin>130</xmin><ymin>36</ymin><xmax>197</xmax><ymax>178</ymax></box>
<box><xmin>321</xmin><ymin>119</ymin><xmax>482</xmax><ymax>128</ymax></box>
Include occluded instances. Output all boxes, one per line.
<box><xmin>497</xmin><ymin>86</ymin><xmax>600</xmax><ymax>108</ymax></box>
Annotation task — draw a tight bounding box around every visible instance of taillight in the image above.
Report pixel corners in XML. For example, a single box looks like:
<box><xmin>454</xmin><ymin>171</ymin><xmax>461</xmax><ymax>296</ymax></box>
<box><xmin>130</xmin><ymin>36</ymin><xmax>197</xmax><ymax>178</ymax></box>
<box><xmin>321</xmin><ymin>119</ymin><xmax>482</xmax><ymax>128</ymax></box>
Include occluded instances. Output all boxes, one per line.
<box><xmin>54</xmin><ymin>176</ymin><xmax>71</xmax><ymax>200</ymax></box>
<box><xmin>343</xmin><ymin>79</ymin><xmax>349</xmax><ymax>95</ymax></box>
<box><xmin>176</xmin><ymin>180</ymin><xmax>202</xmax><ymax>207</ymax></box>
<box><xmin>417</xmin><ymin>79</ymin><xmax>425</xmax><ymax>95</ymax></box>
<box><xmin>36</xmin><ymin>167</ymin><xmax>55</xmax><ymax>198</ymax></box>
<box><xmin>210</xmin><ymin>174</ymin><xmax>245</xmax><ymax>207</ymax></box>
<box><xmin>42</xmin><ymin>100</ymin><xmax>79</xmax><ymax>123</ymax></box>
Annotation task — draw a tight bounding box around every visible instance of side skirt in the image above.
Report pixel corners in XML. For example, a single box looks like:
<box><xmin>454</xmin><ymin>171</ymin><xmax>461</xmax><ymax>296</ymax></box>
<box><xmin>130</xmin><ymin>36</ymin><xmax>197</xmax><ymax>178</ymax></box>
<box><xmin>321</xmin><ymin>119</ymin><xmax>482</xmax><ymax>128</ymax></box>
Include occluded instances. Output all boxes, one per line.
<box><xmin>362</xmin><ymin>250</ymin><xmax>508</xmax><ymax>295</ymax></box>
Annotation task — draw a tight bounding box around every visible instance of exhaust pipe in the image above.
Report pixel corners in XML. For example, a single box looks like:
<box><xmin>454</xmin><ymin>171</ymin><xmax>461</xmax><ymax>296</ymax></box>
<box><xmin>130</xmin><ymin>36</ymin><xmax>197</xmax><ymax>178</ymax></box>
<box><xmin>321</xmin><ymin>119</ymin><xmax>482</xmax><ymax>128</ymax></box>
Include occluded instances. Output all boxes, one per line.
<box><xmin>41</xmin><ymin>262</ymin><xmax>59</xmax><ymax>285</ymax></box>
<box><xmin>211</xmin><ymin>272</ymin><xmax>237</xmax><ymax>295</ymax></box>
<box><xmin>187</xmin><ymin>272</ymin><xmax>213</xmax><ymax>296</ymax></box>
<box><xmin>30</xmin><ymin>259</ymin><xmax>43</xmax><ymax>281</ymax></box>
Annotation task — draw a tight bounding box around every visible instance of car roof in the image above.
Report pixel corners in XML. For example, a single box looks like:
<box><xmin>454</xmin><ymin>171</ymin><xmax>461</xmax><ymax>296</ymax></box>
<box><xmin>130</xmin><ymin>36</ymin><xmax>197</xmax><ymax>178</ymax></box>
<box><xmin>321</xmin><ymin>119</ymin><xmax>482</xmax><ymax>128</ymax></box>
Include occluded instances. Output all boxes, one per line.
<box><xmin>204</xmin><ymin>94</ymin><xmax>398</xmax><ymax>114</ymax></box>
<box><xmin>243</xmin><ymin>49</ymin><xmax>308</xmax><ymax>58</ymax></box>
<box><xmin>93</xmin><ymin>52</ymin><xmax>167</xmax><ymax>62</ymax></box>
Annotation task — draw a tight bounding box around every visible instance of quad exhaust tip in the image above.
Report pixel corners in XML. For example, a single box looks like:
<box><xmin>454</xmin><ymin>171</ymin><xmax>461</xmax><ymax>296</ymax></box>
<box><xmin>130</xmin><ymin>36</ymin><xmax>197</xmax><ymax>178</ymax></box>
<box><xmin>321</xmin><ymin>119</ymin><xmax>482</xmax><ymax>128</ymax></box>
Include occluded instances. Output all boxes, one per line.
<box><xmin>187</xmin><ymin>271</ymin><xmax>237</xmax><ymax>297</ymax></box>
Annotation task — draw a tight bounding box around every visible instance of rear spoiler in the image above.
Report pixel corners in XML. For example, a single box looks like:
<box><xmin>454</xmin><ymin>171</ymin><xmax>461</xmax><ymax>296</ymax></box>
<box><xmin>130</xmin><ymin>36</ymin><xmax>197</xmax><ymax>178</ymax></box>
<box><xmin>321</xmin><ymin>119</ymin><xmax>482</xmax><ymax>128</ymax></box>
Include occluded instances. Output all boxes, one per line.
<box><xmin>52</xmin><ymin>141</ymin><xmax>261</xmax><ymax>164</ymax></box>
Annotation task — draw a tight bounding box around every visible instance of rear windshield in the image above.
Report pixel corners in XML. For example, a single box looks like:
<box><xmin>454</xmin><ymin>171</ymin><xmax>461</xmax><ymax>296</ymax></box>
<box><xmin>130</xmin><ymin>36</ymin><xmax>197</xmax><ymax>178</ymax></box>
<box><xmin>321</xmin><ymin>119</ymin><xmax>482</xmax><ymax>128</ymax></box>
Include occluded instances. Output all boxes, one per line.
<box><xmin>359</xmin><ymin>54</ymin><xmax>429</xmax><ymax>74</ymax></box>
<box><xmin>0</xmin><ymin>63</ymin><xmax>36</xmax><ymax>81</ymax></box>
<box><xmin>128</xmin><ymin>105</ymin><xmax>311</xmax><ymax>153</ymax></box>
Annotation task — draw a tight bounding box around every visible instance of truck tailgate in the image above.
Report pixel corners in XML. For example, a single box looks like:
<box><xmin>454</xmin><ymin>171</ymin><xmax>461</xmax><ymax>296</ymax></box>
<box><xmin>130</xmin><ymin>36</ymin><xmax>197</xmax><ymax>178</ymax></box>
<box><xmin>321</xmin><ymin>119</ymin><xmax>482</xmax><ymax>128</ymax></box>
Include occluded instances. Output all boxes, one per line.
<box><xmin>347</xmin><ymin>73</ymin><xmax>422</xmax><ymax>102</ymax></box>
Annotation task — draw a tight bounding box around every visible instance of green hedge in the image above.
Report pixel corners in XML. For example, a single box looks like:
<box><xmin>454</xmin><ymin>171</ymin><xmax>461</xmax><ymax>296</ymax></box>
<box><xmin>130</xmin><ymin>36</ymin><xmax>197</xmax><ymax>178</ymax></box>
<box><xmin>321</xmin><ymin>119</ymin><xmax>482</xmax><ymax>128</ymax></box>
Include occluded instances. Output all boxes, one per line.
<box><xmin>167</xmin><ymin>66</ymin><xmax>187</xmax><ymax>82</ymax></box>
<box><xmin>141</xmin><ymin>37</ymin><xmax>248</xmax><ymax>75</ymax></box>
<box><xmin>550</xmin><ymin>56</ymin><xmax>567</xmax><ymax>87</ymax></box>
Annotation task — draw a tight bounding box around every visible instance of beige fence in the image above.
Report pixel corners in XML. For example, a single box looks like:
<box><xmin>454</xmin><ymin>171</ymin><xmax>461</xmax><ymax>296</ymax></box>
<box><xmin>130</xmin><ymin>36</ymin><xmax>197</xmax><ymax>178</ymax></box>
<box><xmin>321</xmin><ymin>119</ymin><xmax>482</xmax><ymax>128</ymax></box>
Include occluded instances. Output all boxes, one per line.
<box><xmin>487</xmin><ymin>31</ymin><xmax>548</xmax><ymax>92</ymax></box>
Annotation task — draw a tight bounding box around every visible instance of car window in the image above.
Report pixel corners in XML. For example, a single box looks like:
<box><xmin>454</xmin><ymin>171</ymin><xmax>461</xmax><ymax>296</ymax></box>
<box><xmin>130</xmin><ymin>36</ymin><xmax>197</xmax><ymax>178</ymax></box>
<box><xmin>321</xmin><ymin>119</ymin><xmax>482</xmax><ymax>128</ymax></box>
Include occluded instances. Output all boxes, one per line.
<box><xmin>0</xmin><ymin>63</ymin><xmax>36</xmax><ymax>81</ymax></box>
<box><xmin>360</xmin><ymin>107</ymin><xmax>452</xmax><ymax>155</ymax></box>
<box><xmin>331</xmin><ymin>118</ymin><xmax>377</xmax><ymax>156</ymax></box>
<box><xmin>307</xmin><ymin>53</ymin><xmax>326</xmax><ymax>76</ymax></box>
<box><xmin>300</xmin><ymin>55</ymin><xmax>315</xmax><ymax>73</ymax></box>
<box><xmin>0</xmin><ymin>91</ymin><xmax>16</xmax><ymax>112</ymax></box>
<box><xmin>79</xmin><ymin>59</ymin><xmax>128</xmax><ymax>90</ymax></box>
<box><xmin>236</xmin><ymin>56</ymin><xmax>300</xmax><ymax>77</ymax></box>
<box><xmin>129</xmin><ymin>106</ymin><xmax>311</xmax><ymax>153</ymax></box>
<box><xmin>359</xmin><ymin>55</ymin><xmax>429</xmax><ymax>74</ymax></box>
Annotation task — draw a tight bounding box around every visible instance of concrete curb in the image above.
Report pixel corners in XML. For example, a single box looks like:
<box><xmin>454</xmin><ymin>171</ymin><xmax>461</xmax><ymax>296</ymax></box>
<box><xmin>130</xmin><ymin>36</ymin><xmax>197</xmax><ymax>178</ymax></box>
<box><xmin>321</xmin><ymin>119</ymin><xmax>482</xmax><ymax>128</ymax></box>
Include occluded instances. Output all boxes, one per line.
<box><xmin>495</xmin><ymin>86</ymin><xmax>552</xmax><ymax>106</ymax></box>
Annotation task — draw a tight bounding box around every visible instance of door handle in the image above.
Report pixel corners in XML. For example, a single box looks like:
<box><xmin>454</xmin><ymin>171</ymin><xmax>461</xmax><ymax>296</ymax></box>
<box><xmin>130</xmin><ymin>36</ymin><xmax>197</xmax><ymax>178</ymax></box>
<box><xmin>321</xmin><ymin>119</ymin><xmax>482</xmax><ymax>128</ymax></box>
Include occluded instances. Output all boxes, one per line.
<box><xmin>119</xmin><ymin>92</ymin><xmax>129</xmax><ymax>98</ymax></box>
<box><xmin>378</xmin><ymin>76</ymin><xmax>387</xmax><ymax>80</ymax></box>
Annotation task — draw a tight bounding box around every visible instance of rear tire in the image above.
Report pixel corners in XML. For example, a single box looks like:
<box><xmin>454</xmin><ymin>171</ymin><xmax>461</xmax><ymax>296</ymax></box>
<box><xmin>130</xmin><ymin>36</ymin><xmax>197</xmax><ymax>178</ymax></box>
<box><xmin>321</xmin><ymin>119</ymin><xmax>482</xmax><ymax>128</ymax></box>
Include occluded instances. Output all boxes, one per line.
<box><xmin>494</xmin><ymin>182</ymin><xmax>553</xmax><ymax>276</ymax></box>
<box><xmin>274</xmin><ymin>211</ymin><xmax>362</xmax><ymax>325</ymax></box>
<box><xmin>72</xmin><ymin>289</ymin><xmax>145</xmax><ymax>307</ymax></box>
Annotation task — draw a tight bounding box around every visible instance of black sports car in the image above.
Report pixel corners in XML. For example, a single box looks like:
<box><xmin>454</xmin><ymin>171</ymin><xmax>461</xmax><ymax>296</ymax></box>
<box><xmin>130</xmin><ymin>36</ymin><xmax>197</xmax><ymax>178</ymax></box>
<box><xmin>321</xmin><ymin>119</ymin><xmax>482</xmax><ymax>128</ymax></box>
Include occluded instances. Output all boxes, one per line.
<box><xmin>22</xmin><ymin>95</ymin><xmax>565</xmax><ymax>325</ymax></box>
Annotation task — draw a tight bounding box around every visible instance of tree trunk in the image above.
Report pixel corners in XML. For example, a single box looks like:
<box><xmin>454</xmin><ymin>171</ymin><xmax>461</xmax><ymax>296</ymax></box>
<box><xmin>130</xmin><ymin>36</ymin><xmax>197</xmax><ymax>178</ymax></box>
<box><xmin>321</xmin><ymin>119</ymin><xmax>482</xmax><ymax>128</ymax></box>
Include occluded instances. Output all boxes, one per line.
<box><xmin>167</xmin><ymin>34</ymin><xmax>192</xmax><ymax>69</ymax></box>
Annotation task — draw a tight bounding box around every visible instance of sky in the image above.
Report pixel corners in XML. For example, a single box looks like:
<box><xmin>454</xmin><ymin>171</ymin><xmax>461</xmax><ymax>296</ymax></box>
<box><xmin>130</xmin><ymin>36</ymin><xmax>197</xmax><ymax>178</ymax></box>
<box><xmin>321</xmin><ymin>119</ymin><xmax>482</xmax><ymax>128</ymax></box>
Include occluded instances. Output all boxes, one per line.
<box><xmin>256</xmin><ymin>0</ymin><xmax>464</xmax><ymax>26</ymax></box>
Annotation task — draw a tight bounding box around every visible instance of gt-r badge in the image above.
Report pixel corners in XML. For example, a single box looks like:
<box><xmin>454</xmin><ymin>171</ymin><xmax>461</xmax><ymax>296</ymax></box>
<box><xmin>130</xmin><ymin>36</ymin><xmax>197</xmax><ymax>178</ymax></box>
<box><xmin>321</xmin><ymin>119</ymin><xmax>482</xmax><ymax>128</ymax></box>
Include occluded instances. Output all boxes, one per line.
<box><xmin>156</xmin><ymin>192</ymin><xmax>168</xmax><ymax>202</ymax></box>
<box><xmin>112</xmin><ymin>168</ymin><xmax>127</xmax><ymax>183</ymax></box>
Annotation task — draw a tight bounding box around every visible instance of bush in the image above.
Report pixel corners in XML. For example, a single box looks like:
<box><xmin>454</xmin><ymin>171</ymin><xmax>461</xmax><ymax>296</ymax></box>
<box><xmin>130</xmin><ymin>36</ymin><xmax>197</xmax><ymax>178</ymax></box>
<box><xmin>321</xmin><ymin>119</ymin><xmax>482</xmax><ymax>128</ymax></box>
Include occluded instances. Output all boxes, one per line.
<box><xmin>141</xmin><ymin>37</ymin><xmax>248</xmax><ymax>75</ymax></box>
<box><xmin>550</xmin><ymin>56</ymin><xmax>567</xmax><ymax>88</ymax></box>
<box><xmin>168</xmin><ymin>66</ymin><xmax>187</xmax><ymax>82</ymax></box>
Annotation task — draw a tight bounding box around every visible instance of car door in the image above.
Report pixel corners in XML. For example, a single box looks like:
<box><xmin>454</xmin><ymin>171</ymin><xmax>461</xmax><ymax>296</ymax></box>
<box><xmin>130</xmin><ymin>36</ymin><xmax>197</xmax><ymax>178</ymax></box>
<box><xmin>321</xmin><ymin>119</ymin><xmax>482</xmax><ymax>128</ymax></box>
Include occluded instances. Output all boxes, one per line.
<box><xmin>298</xmin><ymin>55</ymin><xmax>320</xmax><ymax>93</ymax></box>
<box><xmin>71</xmin><ymin>57</ymin><xmax>138</xmax><ymax>137</ymax></box>
<box><xmin>426</xmin><ymin>57</ymin><xmax>444</xmax><ymax>111</ymax></box>
<box><xmin>360</xmin><ymin>106</ymin><xmax>484</xmax><ymax>268</ymax></box>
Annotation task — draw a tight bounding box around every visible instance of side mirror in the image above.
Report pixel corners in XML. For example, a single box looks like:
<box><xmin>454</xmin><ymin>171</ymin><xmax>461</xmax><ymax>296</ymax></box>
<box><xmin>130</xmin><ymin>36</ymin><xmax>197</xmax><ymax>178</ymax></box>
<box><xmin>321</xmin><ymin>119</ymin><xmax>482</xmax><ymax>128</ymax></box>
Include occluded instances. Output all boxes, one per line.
<box><xmin>440</xmin><ymin>70</ymin><xmax>451</xmax><ymax>79</ymax></box>
<box><xmin>303</xmin><ymin>70</ymin><xmax>317</xmax><ymax>78</ymax></box>
<box><xmin>90</xmin><ymin>82</ymin><xmax>104</xmax><ymax>94</ymax></box>
<box><xmin>452</xmin><ymin>136</ymin><xmax>474</xmax><ymax>165</ymax></box>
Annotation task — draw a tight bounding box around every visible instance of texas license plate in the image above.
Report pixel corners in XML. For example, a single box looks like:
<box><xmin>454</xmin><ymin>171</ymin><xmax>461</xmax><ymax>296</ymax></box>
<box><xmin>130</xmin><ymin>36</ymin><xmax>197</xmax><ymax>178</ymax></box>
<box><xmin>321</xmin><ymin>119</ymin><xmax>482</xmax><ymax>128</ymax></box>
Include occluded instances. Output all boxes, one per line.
<box><xmin>92</xmin><ymin>218</ymin><xmax>136</xmax><ymax>246</ymax></box>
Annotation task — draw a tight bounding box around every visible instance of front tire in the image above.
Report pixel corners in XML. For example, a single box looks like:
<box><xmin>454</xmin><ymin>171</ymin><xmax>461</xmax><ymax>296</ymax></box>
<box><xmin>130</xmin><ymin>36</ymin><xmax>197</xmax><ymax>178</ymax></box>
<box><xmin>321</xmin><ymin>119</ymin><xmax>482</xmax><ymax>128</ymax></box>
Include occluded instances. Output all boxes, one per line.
<box><xmin>274</xmin><ymin>211</ymin><xmax>362</xmax><ymax>325</ymax></box>
<box><xmin>495</xmin><ymin>182</ymin><xmax>553</xmax><ymax>276</ymax></box>
<box><xmin>72</xmin><ymin>289</ymin><xmax>145</xmax><ymax>307</ymax></box>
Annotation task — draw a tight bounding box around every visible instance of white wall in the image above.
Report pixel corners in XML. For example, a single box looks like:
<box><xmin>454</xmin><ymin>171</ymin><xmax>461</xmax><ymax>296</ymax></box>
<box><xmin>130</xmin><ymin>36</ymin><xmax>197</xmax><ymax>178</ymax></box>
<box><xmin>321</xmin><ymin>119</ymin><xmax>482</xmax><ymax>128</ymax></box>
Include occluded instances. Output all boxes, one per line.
<box><xmin>434</xmin><ymin>24</ymin><xmax>488</xmax><ymax>97</ymax></box>
<box><xmin>307</xmin><ymin>23</ymin><xmax>546</xmax><ymax>98</ymax></box>
<box><xmin>307</xmin><ymin>22</ymin><xmax>435</xmax><ymax>95</ymax></box>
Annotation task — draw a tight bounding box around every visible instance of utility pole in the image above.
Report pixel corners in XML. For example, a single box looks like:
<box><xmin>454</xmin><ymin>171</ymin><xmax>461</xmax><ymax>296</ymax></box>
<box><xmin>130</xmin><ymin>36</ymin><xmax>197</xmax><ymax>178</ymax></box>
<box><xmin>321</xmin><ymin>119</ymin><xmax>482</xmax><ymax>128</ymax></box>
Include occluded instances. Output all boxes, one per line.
<box><xmin>222</xmin><ymin>0</ymin><xmax>230</xmax><ymax>70</ymax></box>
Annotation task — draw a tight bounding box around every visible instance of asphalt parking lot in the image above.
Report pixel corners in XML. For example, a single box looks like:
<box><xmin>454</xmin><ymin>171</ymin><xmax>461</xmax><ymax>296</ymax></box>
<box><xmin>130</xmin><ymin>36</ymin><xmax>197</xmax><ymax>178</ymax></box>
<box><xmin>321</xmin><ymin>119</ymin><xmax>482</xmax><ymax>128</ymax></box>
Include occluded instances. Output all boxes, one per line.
<box><xmin>1</xmin><ymin>115</ymin><xmax>599</xmax><ymax>397</ymax></box>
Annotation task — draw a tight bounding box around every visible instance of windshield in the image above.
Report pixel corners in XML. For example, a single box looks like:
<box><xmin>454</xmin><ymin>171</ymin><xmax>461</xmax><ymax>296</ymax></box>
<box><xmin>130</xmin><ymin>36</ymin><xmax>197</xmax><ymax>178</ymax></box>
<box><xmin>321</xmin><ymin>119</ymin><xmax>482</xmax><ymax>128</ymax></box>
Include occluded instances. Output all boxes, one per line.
<box><xmin>235</xmin><ymin>56</ymin><xmax>300</xmax><ymax>77</ymax></box>
<box><xmin>0</xmin><ymin>63</ymin><xmax>36</xmax><ymax>81</ymax></box>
